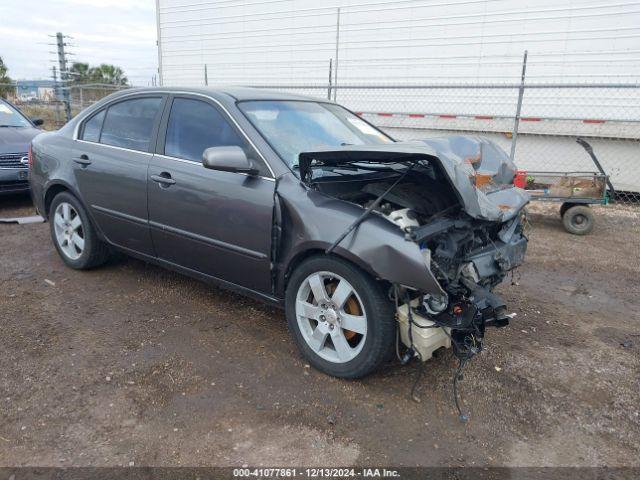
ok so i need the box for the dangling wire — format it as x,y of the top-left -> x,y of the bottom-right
453,357 -> 470,423
394,284 -> 476,417
437,326 -> 475,422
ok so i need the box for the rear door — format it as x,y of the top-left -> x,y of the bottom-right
147,94 -> 275,293
72,95 -> 165,255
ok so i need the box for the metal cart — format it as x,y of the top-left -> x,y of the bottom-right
513,138 -> 614,235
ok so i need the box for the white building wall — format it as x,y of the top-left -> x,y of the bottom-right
157,0 -> 640,86
156,0 -> 640,192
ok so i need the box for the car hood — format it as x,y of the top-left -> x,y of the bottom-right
298,137 -> 529,222
0,126 -> 41,154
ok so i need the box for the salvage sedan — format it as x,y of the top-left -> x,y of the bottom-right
29,88 -> 529,378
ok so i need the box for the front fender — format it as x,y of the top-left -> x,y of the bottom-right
274,174 -> 444,297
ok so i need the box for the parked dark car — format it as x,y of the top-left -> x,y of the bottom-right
29,87 -> 529,378
0,98 -> 43,194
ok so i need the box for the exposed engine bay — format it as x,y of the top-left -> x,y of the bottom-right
298,137 -> 530,370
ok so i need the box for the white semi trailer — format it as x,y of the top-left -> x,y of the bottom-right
156,0 -> 640,193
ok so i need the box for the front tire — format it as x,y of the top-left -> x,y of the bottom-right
49,191 -> 110,269
285,255 -> 395,379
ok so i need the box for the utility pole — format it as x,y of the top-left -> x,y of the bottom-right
55,32 -> 72,122
155,0 -> 164,86
51,66 -> 61,126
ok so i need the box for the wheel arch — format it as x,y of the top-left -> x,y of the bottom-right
43,182 -> 74,218
279,245 -> 386,299
43,181 -> 107,242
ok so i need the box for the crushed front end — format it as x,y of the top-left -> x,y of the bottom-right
298,136 -> 530,363
401,136 -> 529,362
402,207 -> 528,362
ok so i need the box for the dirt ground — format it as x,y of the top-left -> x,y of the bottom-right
0,194 -> 638,467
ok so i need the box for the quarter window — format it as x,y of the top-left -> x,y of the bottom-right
81,109 -> 105,143
164,98 -> 247,163
100,97 -> 162,151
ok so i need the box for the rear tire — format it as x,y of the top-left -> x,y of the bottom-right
49,191 -> 110,269
285,255 -> 395,379
562,205 -> 595,235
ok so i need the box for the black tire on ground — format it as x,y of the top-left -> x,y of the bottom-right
562,205 -> 595,235
285,255 -> 396,379
560,202 -> 577,218
49,191 -> 110,269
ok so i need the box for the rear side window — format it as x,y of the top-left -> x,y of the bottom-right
100,97 -> 162,151
164,98 -> 247,162
81,109 -> 105,142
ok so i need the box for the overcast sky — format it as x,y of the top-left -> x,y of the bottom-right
1,0 -> 158,85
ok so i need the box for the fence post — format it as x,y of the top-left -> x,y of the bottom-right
333,7 -> 340,102
51,66 -> 61,127
79,86 -> 83,109
204,64 -> 208,86
510,50 -> 528,162
327,59 -> 333,100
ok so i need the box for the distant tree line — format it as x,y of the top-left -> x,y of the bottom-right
0,57 -> 128,99
0,56 -> 14,98
69,62 -> 129,86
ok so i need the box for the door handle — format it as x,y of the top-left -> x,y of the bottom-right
73,154 -> 92,166
150,172 -> 176,186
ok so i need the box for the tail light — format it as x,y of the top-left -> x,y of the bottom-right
28,144 -> 33,169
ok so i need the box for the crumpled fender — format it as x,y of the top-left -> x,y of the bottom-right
273,173 -> 445,297
419,136 -> 530,221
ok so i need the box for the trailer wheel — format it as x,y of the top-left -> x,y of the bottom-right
562,205 -> 594,235
560,202 -> 576,218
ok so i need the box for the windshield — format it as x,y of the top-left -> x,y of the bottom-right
0,101 -> 31,127
238,100 -> 393,167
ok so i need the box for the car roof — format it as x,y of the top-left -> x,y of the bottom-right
110,86 -> 326,103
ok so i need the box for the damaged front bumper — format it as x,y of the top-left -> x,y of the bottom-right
399,213 -> 528,362
294,136 -> 530,361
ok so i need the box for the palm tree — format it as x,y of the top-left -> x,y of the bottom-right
89,64 -> 128,86
69,62 -> 91,84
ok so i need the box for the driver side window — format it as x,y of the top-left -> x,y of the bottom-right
164,97 -> 270,177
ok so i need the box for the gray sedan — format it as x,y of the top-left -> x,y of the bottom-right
0,98 -> 43,194
29,87 -> 528,378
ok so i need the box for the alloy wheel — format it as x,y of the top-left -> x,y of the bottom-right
295,271 -> 368,363
53,202 -> 85,260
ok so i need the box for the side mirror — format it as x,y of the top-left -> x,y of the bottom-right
31,118 -> 44,127
202,146 -> 258,175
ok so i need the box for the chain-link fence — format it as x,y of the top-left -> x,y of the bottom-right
1,83 -> 129,130
246,83 -> 640,203
2,81 -> 638,202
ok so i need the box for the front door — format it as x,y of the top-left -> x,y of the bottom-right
147,95 -> 275,294
72,95 -> 165,255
